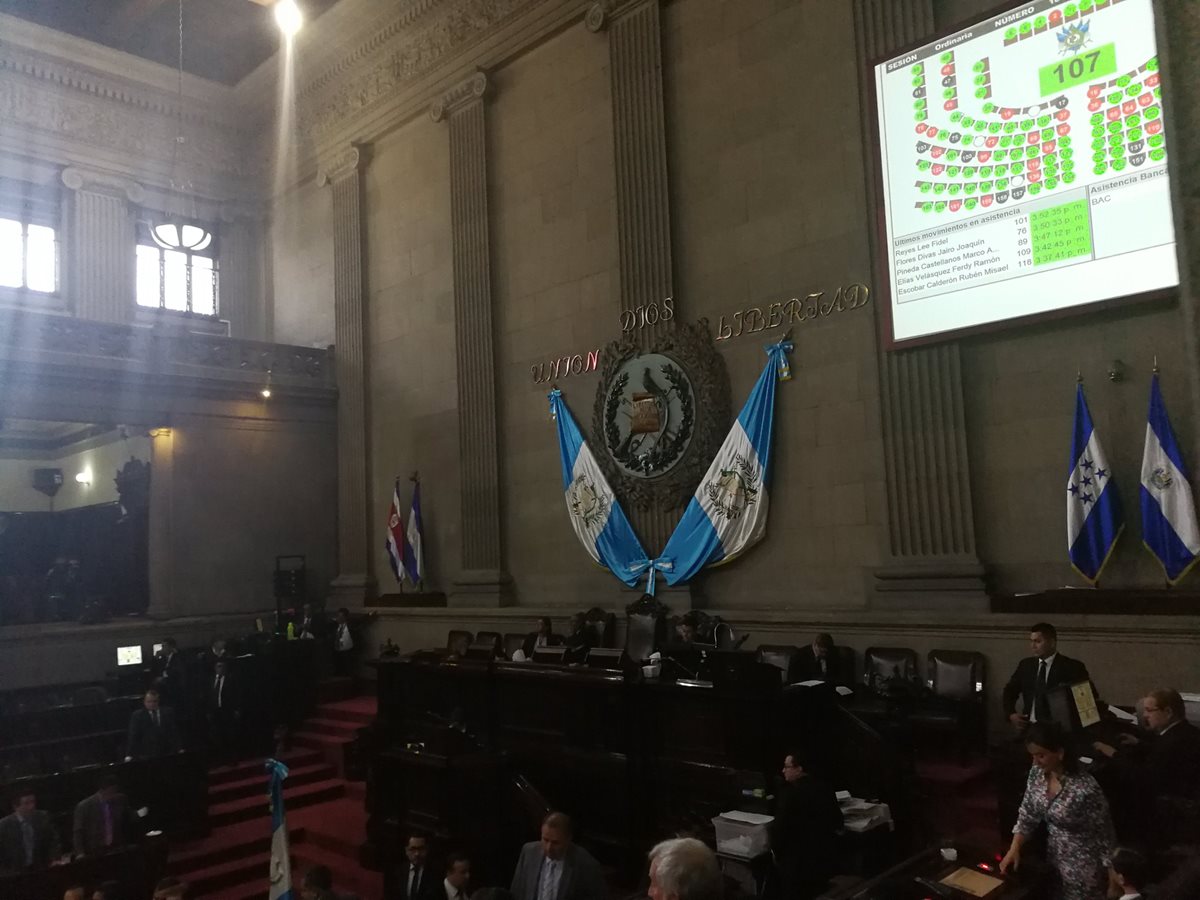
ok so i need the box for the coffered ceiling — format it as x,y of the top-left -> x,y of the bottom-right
0,0 -> 341,85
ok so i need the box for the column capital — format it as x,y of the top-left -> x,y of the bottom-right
429,70 -> 491,122
317,142 -> 371,187
585,0 -> 662,32
61,166 -> 145,203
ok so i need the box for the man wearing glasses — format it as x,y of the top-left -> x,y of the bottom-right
1093,688 -> 1200,799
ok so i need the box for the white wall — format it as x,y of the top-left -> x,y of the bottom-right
0,434 -> 152,512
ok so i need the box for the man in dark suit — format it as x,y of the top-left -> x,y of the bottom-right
392,831 -> 440,900
510,812 -> 604,900
522,617 -> 562,659
794,633 -> 842,684
125,689 -> 182,760
769,751 -> 844,900
155,638 -> 185,705
0,788 -> 63,871
298,603 -> 328,641
207,659 -> 242,764
333,607 -> 356,677
72,775 -> 139,858
1094,688 -> 1200,798
1002,622 -> 1093,731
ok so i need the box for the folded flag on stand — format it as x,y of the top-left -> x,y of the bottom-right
384,479 -> 406,583
1140,372 -> 1200,584
266,759 -> 293,900
1067,382 -> 1123,584
660,338 -> 793,586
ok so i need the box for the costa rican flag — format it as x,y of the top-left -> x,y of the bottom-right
384,479 -> 405,583
1140,373 -> 1200,583
266,759 -> 293,900
401,480 -> 425,586
1067,383 -> 1123,583
660,338 -> 792,585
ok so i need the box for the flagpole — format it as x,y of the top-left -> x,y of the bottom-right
410,470 -> 422,594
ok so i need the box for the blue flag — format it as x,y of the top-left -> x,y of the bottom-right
1140,373 -> 1200,583
660,339 -> 792,585
266,759 -> 293,900
548,389 -> 665,590
1067,383 -> 1122,583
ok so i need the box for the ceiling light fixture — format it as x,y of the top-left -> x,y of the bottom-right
151,0 -> 199,251
274,0 -> 303,36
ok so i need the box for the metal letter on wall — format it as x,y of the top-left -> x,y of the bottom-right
854,0 -> 987,607
318,144 -> 375,604
432,72 -> 511,606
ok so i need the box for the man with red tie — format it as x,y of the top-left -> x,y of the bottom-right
71,775 -> 138,858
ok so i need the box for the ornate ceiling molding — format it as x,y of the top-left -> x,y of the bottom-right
60,166 -> 146,203
429,70 -> 491,122
317,143 -> 372,186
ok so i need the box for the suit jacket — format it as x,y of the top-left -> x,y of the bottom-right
299,611 -> 329,640
522,633 -> 563,659
0,810 -> 61,871
794,646 -> 842,685
207,673 -> 242,716
510,842 -> 604,900
392,862 -> 442,900
1001,653 -> 1092,720
770,776 -> 843,884
126,706 -> 182,759
72,793 -> 138,858
1131,720 -> 1200,799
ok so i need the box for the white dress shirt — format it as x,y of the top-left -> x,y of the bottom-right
538,857 -> 562,900
336,622 -> 354,651
443,879 -> 466,900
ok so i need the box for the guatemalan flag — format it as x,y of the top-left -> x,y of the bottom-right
266,759 -> 293,900
1140,373 -> 1200,583
384,479 -> 405,583
660,338 -> 792,585
549,388 -> 653,588
1067,383 -> 1123,583
401,480 -> 425,586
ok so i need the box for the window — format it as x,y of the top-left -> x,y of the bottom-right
136,220 -> 218,316
0,214 -> 59,295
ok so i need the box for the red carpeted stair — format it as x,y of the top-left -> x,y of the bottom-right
169,691 -> 380,899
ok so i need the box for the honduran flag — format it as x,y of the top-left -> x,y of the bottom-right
401,480 -> 425,586
384,479 -> 405,583
1140,373 -> 1200,584
1067,383 -> 1123,584
548,388 -> 656,588
659,338 -> 792,586
266,759 -> 293,900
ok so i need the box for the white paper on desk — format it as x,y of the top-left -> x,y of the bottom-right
835,790 -> 851,801
1109,705 -> 1138,723
835,685 -> 853,696
720,810 -> 775,826
511,649 -> 527,662
841,799 -> 872,812
796,679 -> 825,687
649,651 -> 662,661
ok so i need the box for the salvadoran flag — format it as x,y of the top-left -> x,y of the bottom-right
384,479 -> 405,583
401,481 -> 425,585
1140,373 -> 1200,584
549,388 -> 654,588
266,759 -> 293,900
660,338 -> 792,585
1067,383 -> 1123,583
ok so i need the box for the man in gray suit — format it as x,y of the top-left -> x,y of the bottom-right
0,787 -> 63,871
72,774 -> 139,858
510,812 -> 604,900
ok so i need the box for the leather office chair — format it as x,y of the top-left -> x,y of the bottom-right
475,631 -> 502,657
756,645 -> 800,685
624,596 -> 669,662
911,649 -> 986,760
503,633 -> 527,660
582,607 -> 616,648
863,647 -> 918,690
446,629 -> 473,657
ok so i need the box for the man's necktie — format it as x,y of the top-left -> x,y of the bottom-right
539,861 -> 557,900
102,801 -> 113,847
153,710 -> 160,728
21,818 -> 34,866
409,866 -> 420,897
1035,659 -> 1049,722
216,676 -> 224,708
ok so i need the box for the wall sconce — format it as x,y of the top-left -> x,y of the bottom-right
75,468 -> 92,486
1108,359 -> 1125,383
261,369 -> 273,399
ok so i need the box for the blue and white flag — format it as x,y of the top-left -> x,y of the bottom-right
266,759 -> 293,900
401,480 -> 425,586
660,339 -> 792,585
1140,373 -> 1200,584
1067,383 -> 1123,583
549,389 -> 658,589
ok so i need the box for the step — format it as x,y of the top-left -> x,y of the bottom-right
292,730 -> 350,750
302,717 -> 362,738
208,762 -> 337,805
313,703 -> 375,726
208,749 -> 325,786
291,798 -> 368,859
181,848 -> 286,898
169,826 -> 307,876
208,780 -> 347,829
292,842 -> 383,898
315,677 -> 357,704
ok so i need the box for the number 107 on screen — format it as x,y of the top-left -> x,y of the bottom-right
1039,43 -> 1117,95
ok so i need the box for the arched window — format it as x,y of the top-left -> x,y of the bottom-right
136,218 -> 218,316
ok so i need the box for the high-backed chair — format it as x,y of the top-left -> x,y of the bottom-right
756,645 -> 800,685
582,607 -> 616,648
863,647 -> 918,691
475,631 -> 502,657
503,633 -> 527,660
446,629 -> 473,657
911,650 -> 987,759
624,596 -> 669,662
834,646 -> 857,687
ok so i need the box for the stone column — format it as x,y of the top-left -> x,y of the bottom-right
318,145 -> 375,606
60,167 -> 143,324
147,427 -> 176,618
218,205 -> 270,340
854,0 -> 987,608
432,72 -> 511,606
587,0 -> 680,556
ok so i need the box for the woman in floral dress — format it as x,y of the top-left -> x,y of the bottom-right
1000,722 -> 1115,900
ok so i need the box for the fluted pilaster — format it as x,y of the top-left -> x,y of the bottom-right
318,143 -> 375,605
854,0 -> 986,606
218,205 -> 269,340
434,72 -> 510,606
590,0 -> 679,558
61,167 -> 142,324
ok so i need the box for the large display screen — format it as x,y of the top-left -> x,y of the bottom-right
872,0 -> 1179,347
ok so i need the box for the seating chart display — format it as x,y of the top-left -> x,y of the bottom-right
873,0 -> 1179,346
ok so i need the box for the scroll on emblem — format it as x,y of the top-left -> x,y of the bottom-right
630,393 -> 661,435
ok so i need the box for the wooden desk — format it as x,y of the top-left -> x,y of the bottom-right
0,836 -> 169,900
